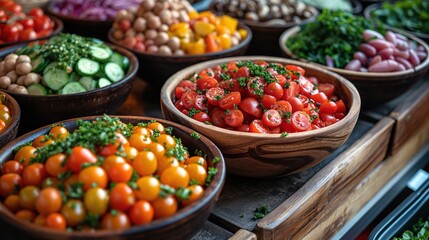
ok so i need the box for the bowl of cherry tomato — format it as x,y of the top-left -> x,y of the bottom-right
0,115 -> 225,240
161,56 -> 361,178
0,4 -> 63,49
0,90 -> 20,147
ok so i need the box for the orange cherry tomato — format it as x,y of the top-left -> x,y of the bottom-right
182,185 -> 205,206
22,163 -> 47,187
45,213 -> 66,230
78,166 -> 108,190
4,194 -> 21,213
35,187 -> 62,216
185,156 -> 207,169
49,126 -> 69,140
161,167 -> 189,189
67,146 -> 97,173
32,135 -> 54,148
99,132 -> 130,157
157,156 -> 179,175
135,176 -> 160,202
15,209 -> 36,222
186,164 -> 207,186
101,211 -> 130,230
133,151 -> 157,176
19,186 -> 40,210
1,160 -> 23,175
129,134 -> 152,151
152,195 -> 178,219
128,201 -> 154,225
101,155 -> 126,172
0,173 -> 22,197
147,122 -> 165,134
107,162 -> 133,183
45,153 -> 68,177
109,183 -> 135,212
14,146 -> 36,167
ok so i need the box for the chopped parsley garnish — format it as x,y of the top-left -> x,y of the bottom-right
205,167 -> 218,187
253,205 -> 270,220
236,60 -> 276,83
220,73 -> 231,81
188,108 -> 201,118
280,132 -> 288,138
175,187 -> 192,201
159,184 -> 176,198
190,132 -> 200,140
213,157 -> 221,164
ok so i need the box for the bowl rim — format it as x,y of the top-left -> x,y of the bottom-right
46,4 -> 115,23
0,14 -> 64,49
279,25 -> 429,80
107,22 -> 253,61
208,0 -> 319,30
0,115 -> 226,238
161,56 -> 361,139
363,3 -> 429,40
0,41 -> 139,98
0,90 -> 20,137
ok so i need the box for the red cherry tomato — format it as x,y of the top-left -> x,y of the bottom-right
234,66 -> 250,78
283,81 -> 300,100
336,100 -> 347,114
210,108 -> 227,128
260,95 -> 277,109
28,8 -> 44,17
249,120 -> 268,133
181,91 -> 197,109
291,111 -> 311,132
193,112 -> 210,123
19,18 -> 34,29
286,65 -> 305,79
298,77 -> 317,97
2,25 -> 19,42
264,82 -> 284,100
318,83 -> 335,98
223,109 -> 244,128
262,109 -> 282,128
287,97 -> 304,112
219,91 -> 241,110
239,98 -> 262,118
34,16 -> 51,32
319,101 -> 338,114
197,77 -> 218,90
18,29 -> 37,41
246,77 -> 265,99
193,95 -> 208,111
310,92 -> 328,105
206,87 -> 225,106
272,100 -> 292,117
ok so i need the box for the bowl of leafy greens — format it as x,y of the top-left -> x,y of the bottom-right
279,10 -> 429,108
364,0 -> 429,43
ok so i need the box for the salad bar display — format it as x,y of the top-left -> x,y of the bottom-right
0,0 -> 428,239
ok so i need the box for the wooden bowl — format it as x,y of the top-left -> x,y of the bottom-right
15,0 -> 51,13
0,15 -> 63,49
46,5 -> 112,41
160,56 -> 361,178
0,91 -> 20,148
209,0 -> 318,56
0,42 -> 138,131
0,116 -> 225,240
107,23 -> 252,88
279,26 -> 429,108
364,3 -> 429,43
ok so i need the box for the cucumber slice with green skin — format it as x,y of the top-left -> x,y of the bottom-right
108,52 -> 125,68
76,58 -> 100,76
98,78 -> 111,88
123,56 -> 129,70
44,68 -> 69,91
61,82 -> 86,95
79,76 -> 96,91
43,62 -> 59,75
31,56 -> 47,73
27,84 -> 47,95
90,46 -> 112,62
104,62 -> 124,82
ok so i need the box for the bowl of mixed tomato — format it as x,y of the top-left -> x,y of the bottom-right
0,115 -> 225,240
0,2 -> 63,48
160,56 -> 361,178
0,90 -> 20,147
107,1 -> 252,87
0,33 -> 138,131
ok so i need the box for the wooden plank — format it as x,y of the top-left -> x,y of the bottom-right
303,115 -> 429,239
191,221 -> 233,240
210,120 -> 374,233
254,117 -> 394,240
390,79 -> 429,155
229,230 -> 257,240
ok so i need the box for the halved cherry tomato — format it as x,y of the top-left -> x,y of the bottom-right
223,109 -> 244,127
318,83 -> 335,97
206,87 -> 225,106
181,91 -> 197,109
193,95 -> 208,111
193,112 -> 210,122
235,66 -> 250,78
249,120 -> 268,133
219,91 -> 241,110
291,111 -> 311,132
283,81 -> 300,100
197,77 -> 218,90
262,109 -> 282,128
286,65 -> 305,79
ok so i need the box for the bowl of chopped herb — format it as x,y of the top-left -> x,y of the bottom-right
0,34 -> 139,131
160,56 -> 360,178
280,10 -> 429,108
0,115 -> 225,240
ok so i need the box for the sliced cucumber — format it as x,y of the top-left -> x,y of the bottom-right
76,58 -> 100,76
108,52 -> 125,68
122,56 -> 129,70
79,76 -> 96,91
61,82 -> 86,95
31,56 -> 47,73
90,46 -> 112,62
44,68 -> 69,91
104,62 -> 124,82
27,84 -> 47,95
44,62 -> 59,75
98,78 -> 111,88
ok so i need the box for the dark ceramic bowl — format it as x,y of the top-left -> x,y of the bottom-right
161,56 -> 361,178
108,23 -> 252,88
0,15 -> 63,50
209,0 -> 318,56
358,0 -> 385,9
364,3 -> 429,43
0,91 -> 20,148
0,42 -> 138,131
0,116 -> 225,240
46,5 -> 112,41
280,26 -> 429,108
